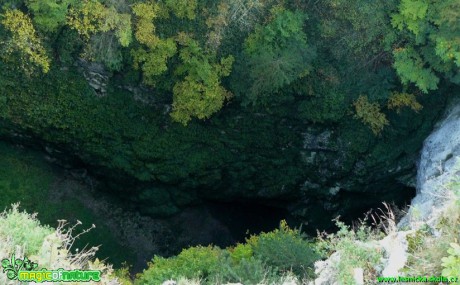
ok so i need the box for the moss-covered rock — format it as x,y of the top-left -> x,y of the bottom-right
0,59 -> 450,229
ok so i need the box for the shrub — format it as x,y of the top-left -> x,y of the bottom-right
214,255 -> 277,285
316,219 -> 383,284
229,242 -> 253,263
135,246 -> 221,285
0,203 -> 53,256
297,91 -> 347,123
113,262 -> 134,285
135,221 -> 318,284
251,220 -> 319,278
0,204 -> 123,285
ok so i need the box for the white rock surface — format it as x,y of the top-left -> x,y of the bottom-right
379,230 -> 413,276
400,102 -> 460,228
309,252 -> 340,285
310,99 -> 460,284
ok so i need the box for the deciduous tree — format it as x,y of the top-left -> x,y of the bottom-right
237,8 -> 314,106
131,2 -> 176,86
1,9 -> 50,73
26,0 -> 77,32
171,34 -> 234,125
391,0 -> 460,91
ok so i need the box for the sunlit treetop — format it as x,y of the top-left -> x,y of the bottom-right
391,0 -> 460,92
1,9 -> 50,74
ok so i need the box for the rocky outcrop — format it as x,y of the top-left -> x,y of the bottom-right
400,101 -> 460,227
310,96 -> 460,284
76,59 -> 109,97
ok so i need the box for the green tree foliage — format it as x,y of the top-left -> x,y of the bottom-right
314,0 -> 397,68
135,246 -> 221,285
391,0 -> 460,91
205,2 -> 230,49
2,0 -> 23,9
298,91 -> 347,123
26,0 -> 77,32
131,2 -> 176,85
305,0 -> 398,121
67,0 -> 132,46
249,220 -> 318,277
307,0 -> 398,129
392,47 -> 439,93
171,34 -> 234,125
0,9 -> 50,73
237,7 -> 314,106
84,3 -> 132,70
84,33 -> 124,71
67,0 -> 107,39
66,0 -> 132,71
165,0 -> 197,20
101,7 -> 132,47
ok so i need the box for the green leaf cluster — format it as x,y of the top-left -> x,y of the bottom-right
249,220 -> 319,277
0,205 -> 53,256
131,2 -> 177,85
135,246 -> 221,285
442,243 -> 460,280
393,47 -> 439,93
26,0 -> 77,32
391,0 -> 460,91
1,9 -> 50,73
239,8 -> 314,105
165,0 -> 197,20
67,0 -> 107,39
171,34 -> 234,125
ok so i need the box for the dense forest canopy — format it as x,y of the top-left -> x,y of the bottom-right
0,0 -> 458,128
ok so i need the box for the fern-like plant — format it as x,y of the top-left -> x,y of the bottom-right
442,243 -> 460,280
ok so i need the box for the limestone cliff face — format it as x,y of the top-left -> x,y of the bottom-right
76,59 -> 110,97
312,96 -> 460,284
401,100 -> 460,227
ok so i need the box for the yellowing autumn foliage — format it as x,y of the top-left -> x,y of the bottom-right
1,9 -> 50,74
387,92 -> 423,113
353,95 -> 389,135
67,0 -> 106,39
131,2 -> 177,86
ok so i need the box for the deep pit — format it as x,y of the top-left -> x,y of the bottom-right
0,140 -> 418,275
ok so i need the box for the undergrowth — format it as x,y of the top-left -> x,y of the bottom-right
135,220 -> 319,285
315,216 -> 385,284
0,204 -> 127,285
402,179 -> 460,282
